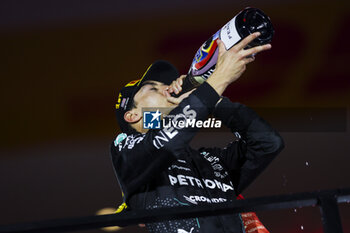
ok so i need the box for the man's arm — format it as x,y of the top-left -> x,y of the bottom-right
199,32 -> 280,194
204,97 -> 284,195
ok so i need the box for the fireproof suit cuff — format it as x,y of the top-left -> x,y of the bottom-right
192,82 -> 221,112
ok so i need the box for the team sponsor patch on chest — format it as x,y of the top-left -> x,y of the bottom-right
168,174 -> 234,192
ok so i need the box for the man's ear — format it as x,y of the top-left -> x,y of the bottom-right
124,110 -> 142,124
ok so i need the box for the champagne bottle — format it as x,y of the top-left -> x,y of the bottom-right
175,7 -> 274,96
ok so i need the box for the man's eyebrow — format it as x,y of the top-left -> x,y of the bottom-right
140,81 -> 158,87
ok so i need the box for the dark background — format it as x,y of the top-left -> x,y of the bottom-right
0,0 -> 349,232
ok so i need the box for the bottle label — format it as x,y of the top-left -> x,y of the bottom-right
219,15 -> 242,50
188,15 -> 242,81
190,30 -> 220,76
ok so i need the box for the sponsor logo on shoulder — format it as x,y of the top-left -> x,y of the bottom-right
117,134 -> 146,151
114,133 -> 127,146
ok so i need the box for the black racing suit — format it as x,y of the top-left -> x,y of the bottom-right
110,82 -> 284,233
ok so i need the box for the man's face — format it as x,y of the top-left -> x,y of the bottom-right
125,78 -> 187,133
133,80 -> 175,111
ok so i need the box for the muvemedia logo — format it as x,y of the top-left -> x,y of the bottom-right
142,107 -> 222,130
